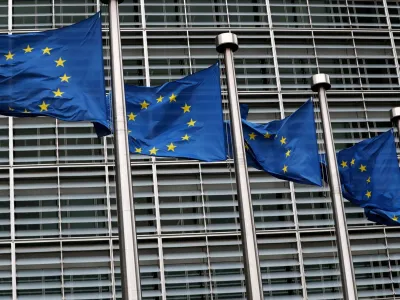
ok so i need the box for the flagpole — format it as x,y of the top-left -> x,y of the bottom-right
101,0 -> 142,299
216,33 -> 264,300
311,74 -> 358,300
390,107 -> 400,134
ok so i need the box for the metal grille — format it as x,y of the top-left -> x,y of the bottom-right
0,0 -> 399,299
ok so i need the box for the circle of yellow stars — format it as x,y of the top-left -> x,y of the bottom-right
338,158 -> 389,219
6,45 -> 70,113
247,129 -> 290,174
128,92 -> 196,155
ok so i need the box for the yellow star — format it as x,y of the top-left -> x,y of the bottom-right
128,112 -> 136,121
351,158 -> 355,166
366,176 -> 371,184
285,149 -> 291,158
140,100 -> 150,110
128,130 -> 132,134
8,107 -> 14,111
4,51 -> 14,60
280,136 -> 287,145
169,93 -> 177,102
55,57 -> 66,67
53,88 -> 64,97
23,45 -> 34,53
181,103 -> 191,113
249,132 -> 256,140
282,165 -> 288,173
60,74 -> 71,82
23,109 -> 30,113
187,119 -> 196,127
135,147 -> 142,154
42,47 -> 52,55
264,132 -> 271,138
359,164 -> 367,172
149,147 -> 158,155
245,143 -> 249,150
157,96 -> 163,103
393,215 -> 398,222
341,161 -> 348,168
182,134 -> 190,141
167,143 -> 177,152
38,101 -> 50,112
365,190 -> 372,198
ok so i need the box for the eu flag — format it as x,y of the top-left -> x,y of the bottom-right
0,13 -> 111,137
242,100 -> 322,186
125,63 -> 226,162
334,130 -> 400,225
224,104 -> 263,170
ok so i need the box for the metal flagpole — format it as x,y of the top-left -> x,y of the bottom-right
390,107 -> 400,134
311,74 -> 358,300
216,33 -> 264,300
101,0 -> 142,299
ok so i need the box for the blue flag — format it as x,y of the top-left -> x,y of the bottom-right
0,13 -> 111,137
242,100 -> 322,186
224,104 -> 264,170
333,130 -> 400,225
239,104 -> 249,120
125,63 -> 226,162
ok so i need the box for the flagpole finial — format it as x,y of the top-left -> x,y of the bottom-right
311,73 -> 331,92
100,0 -> 124,3
390,107 -> 400,134
216,33 -> 239,53
390,107 -> 400,121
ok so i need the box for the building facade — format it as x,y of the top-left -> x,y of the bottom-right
0,0 -> 399,299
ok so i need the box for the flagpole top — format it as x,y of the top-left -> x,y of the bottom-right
391,107 -> 400,121
311,73 -> 331,92
100,0 -> 124,4
216,33 -> 239,53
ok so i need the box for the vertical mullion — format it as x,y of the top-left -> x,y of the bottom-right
60,240 -> 65,300
8,0 -> 15,292
10,169 -> 16,300
151,162 -> 166,300
199,164 -> 214,299
52,0 -> 55,28
109,239 -> 116,300
142,29 -> 150,87
8,0 -> 12,32
349,34 -> 371,138
383,227 -> 396,297
266,1 -> 309,297
140,0 -> 150,87
186,30 -> 192,73
183,0 -> 189,28
306,1 -> 319,73
57,166 -> 62,239
106,166 -> 112,237
383,0 -> 400,88
8,0 -> 15,290
140,1 -> 166,298
344,0 -> 371,139
101,0 -> 108,165
225,0 -> 230,28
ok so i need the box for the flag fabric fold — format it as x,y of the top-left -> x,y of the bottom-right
333,130 -> 400,225
125,63 -> 226,162
0,13 -> 111,137
224,104 -> 264,170
242,100 -> 322,186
